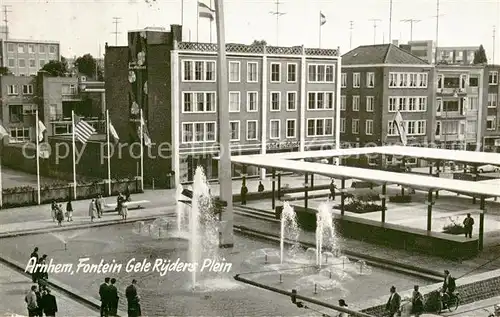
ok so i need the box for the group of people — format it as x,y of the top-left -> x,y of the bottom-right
26,247 -> 57,316
50,201 -> 72,226
99,277 -> 141,317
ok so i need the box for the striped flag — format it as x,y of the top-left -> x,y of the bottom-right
198,1 -> 215,20
393,110 -> 407,146
74,115 -> 96,144
320,12 -> 326,26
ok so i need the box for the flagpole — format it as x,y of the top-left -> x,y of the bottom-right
139,109 -> 144,191
196,1 -> 199,43
71,110 -> 77,199
35,110 -> 41,205
319,11 -> 322,48
210,0 -> 213,43
106,109 -> 112,196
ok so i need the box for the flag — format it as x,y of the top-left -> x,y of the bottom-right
393,111 -> 407,146
74,115 -> 96,144
139,116 -> 152,147
108,120 -> 119,143
37,120 -> 46,142
320,12 -> 326,26
0,122 -> 8,139
198,1 -> 215,20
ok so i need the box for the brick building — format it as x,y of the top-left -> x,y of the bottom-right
1,39 -> 60,76
340,44 -> 434,166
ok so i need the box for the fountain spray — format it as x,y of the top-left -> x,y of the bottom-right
280,202 -> 299,264
176,185 -> 185,232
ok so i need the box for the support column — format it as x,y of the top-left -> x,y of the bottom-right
340,178 -> 346,216
381,183 -> 387,223
299,49 -> 307,152
479,196 -> 485,251
473,165 -> 479,204
260,49 -> 268,179
435,161 -> 441,199
304,173 -> 309,210
401,157 -> 406,196
277,172 -> 281,201
242,165 -> 247,185
271,169 -> 276,210
310,174 -> 314,189
427,190 -> 434,231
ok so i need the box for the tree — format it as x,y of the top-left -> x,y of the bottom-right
0,67 -> 12,75
473,45 -> 488,64
75,53 -> 102,79
251,40 -> 267,46
41,57 -> 69,76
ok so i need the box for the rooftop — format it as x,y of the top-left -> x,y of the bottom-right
342,44 -> 429,66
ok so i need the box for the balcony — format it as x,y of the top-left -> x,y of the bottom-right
437,111 -> 465,119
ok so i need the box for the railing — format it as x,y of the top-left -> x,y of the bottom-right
177,42 -> 339,57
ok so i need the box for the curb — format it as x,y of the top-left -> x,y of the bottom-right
0,254 -> 128,317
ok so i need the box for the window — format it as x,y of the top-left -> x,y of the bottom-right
307,118 -> 333,136
270,63 -> 281,82
340,95 -> 346,111
468,96 -> 478,110
407,121 -> 415,135
308,92 -> 334,110
388,121 -> 397,135
389,72 -> 428,88
247,92 -> 258,112
389,73 -> 397,88
489,71 -> 498,85
340,118 -> 346,133
352,95 -> 360,111
8,85 -> 17,95
352,119 -> 359,134
229,91 -> 241,112
270,119 -> 280,139
487,116 -> 496,130
247,62 -> 258,82
7,43 -> 14,52
229,61 -> 240,82
182,122 -> 216,143
366,96 -> 374,112
29,59 -> 36,68
286,119 -> 296,138
408,97 -> 417,111
49,46 -> 56,54
28,45 -> 35,54
246,120 -> 258,140
229,121 -> 240,141
469,76 -> 479,87
18,45 -> 25,53
9,104 -> 23,122
287,63 -> 297,82
19,59 -> 26,68
341,73 -> 347,88
353,73 -> 360,88
287,92 -> 297,111
8,59 -> 15,67
270,92 -> 281,111
365,120 -> 374,135
366,72 -> 375,88
435,121 -> 441,136
308,64 -> 334,82
39,60 -> 45,68
443,100 -> 459,112
418,73 -> 428,88
9,128 -> 30,143
398,97 -> 407,111
409,74 -> 417,87
488,93 -> 497,108
23,104 -> 37,115
182,92 -> 216,113
388,97 -> 397,112
416,120 -> 426,135
418,97 -> 427,111
182,60 -> 216,81
22,84 -> 33,94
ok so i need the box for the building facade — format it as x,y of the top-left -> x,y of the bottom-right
340,44 -> 434,166
483,65 -> 500,151
404,41 -> 478,66
1,39 -> 60,76
105,25 -> 342,186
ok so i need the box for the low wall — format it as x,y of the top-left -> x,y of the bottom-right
360,268 -> 500,316
283,205 -> 479,260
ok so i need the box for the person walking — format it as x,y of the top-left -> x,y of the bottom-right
30,247 -> 39,283
240,182 -> 248,205
99,277 -> 111,317
411,285 -> 424,317
108,278 -> 119,316
385,286 -> 401,317
89,199 -> 97,223
96,195 -> 104,218
258,181 -> 264,193
35,284 -> 43,317
125,279 -> 142,317
25,285 -> 38,317
65,200 -> 73,222
41,288 -> 58,317
329,180 -> 336,200
463,213 -> 474,238
50,201 -> 57,222
55,206 -> 64,227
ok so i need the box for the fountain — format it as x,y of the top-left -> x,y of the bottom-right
280,202 -> 299,264
315,201 -> 336,267
176,184 -> 186,232
49,230 -> 89,251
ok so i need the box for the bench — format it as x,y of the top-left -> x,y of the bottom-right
104,200 -> 150,212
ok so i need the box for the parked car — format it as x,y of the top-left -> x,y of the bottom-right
478,165 -> 500,173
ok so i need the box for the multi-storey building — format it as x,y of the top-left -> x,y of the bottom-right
1,39 -> 60,76
403,41 -> 478,66
434,65 -> 486,150
483,65 -> 500,151
340,44 -> 434,166
105,24 -> 341,186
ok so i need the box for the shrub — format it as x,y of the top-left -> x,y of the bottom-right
442,217 -> 465,235
389,195 -> 412,203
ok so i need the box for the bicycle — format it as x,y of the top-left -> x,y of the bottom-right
437,290 -> 461,313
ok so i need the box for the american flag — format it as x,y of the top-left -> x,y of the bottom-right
74,115 -> 96,144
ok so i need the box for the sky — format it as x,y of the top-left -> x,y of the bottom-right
5,0 -> 500,62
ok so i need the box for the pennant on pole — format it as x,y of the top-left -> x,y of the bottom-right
108,121 -> 119,143
320,12 -> 326,26
393,110 -> 407,146
0,122 -> 8,139
37,120 -> 46,142
139,115 -> 152,147
198,1 -> 215,20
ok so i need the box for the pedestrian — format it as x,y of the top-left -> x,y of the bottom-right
89,199 -> 97,223
385,286 -> 401,317
258,181 -> 264,193
25,285 -> 38,317
96,195 -> 104,218
34,283 -> 43,317
337,299 -> 348,317
30,247 -> 39,283
55,206 -> 64,227
329,180 -> 336,200
66,199 -> 73,222
121,200 -> 128,220
99,277 -> 111,317
463,213 -> 474,238
240,182 -> 248,205
108,278 -> 119,316
125,187 -> 131,201
125,279 -> 142,317
50,201 -> 57,222
411,285 -> 424,317
37,254 -> 49,285
41,288 -> 58,317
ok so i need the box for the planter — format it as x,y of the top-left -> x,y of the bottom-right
334,202 -> 386,214
389,195 -> 412,203
442,224 -> 465,235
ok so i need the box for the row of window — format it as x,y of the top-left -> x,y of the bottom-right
435,120 -> 476,135
388,73 -> 428,88
181,118 -> 333,143
7,43 -> 57,54
182,91 -> 335,113
8,127 -> 30,143
7,84 -> 34,95
8,104 -> 37,123
388,97 -> 428,112
182,60 -> 335,83
7,58 -> 46,69
388,120 -> 427,136
339,118 -> 374,135
341,72 -> 375,88
339,95 -> 375,112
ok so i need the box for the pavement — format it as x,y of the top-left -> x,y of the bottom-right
444,295 -> 500,316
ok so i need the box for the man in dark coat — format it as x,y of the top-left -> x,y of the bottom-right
41,288 -> 58,316
35,286 -> 43,317
463,213 -> 474,238
108,278 -> 119,316
30,247 -> 39,282
99,277 -> 111,317
240,182 -> 248,205
125,279 -> 142,317
329,180 -> 336,200
385,285 -> 401,317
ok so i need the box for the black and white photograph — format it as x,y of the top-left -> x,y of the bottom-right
1,0 -> 500,316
